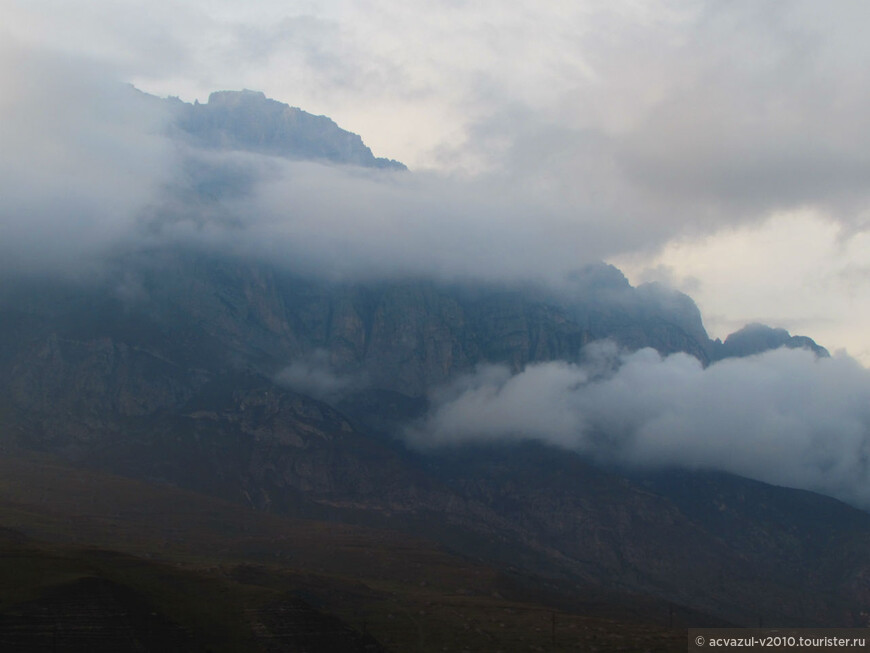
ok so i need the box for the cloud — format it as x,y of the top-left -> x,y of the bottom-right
406,343 -> 870,508
0,36 -> 658,284
214,158 -> 642,284
275,350 -> 363,401
0,52 -> 652,285
466,1 -> 870,246
5,1 -> 870,279
0,39 -> 176,276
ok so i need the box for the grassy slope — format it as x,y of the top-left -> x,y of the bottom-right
0,445 -> 685,651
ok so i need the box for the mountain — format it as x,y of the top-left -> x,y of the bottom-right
0,249 -> 855,629
712,322 -> 830,359
0,89 -> 858,642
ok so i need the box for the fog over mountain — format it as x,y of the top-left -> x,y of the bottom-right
0,43 -> 175,274
6,0 -> 870,358
7,4 -> 870,637
0,47 -> 644,283
409,344 -> 870,507
7,38 -> 860,289
1,45 -> 867,509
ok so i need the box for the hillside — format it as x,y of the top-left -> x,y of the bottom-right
0,447 -> 687,652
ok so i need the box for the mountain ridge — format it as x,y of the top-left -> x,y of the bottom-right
171,89 -> 407,170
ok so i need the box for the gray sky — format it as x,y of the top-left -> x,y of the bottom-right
2,0 -> 870,362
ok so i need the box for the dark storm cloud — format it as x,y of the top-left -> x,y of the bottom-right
406,343 -> 870,508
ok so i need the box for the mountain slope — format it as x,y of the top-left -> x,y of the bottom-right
0,448 -> 688,652
0,272 -> 864,627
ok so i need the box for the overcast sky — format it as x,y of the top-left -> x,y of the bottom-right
2,0 -> 870,362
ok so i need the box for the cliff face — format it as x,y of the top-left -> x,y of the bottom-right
1,248 -> 832,457
1,254 -> 723,409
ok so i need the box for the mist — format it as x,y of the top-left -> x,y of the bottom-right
406,342 -> 870,508
0,47 -> 676,286
275,350 -> 364,401
0,41 -> 176,276
5,13 -> 870,290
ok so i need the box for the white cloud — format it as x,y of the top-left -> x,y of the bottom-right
276,350 -> 362,400
0,39 -> 176,274
407,343 -> 870,508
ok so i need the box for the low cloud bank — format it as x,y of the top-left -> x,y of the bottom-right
0,74 -> 646,286
7,2 -> 870,293
406,343 -> 870,508
6,36 -> 869,289
0,43 -> 643,285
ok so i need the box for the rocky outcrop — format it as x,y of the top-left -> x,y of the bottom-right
172,90 -> 406,170
712,323 -> 829,360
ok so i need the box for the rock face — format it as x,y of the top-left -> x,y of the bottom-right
173,90 -> 406,170
0,254 -> 747,408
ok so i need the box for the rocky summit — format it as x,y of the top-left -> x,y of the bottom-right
172,89 -> 406,170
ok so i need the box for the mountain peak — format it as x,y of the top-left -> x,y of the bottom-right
174,90 -> 407,170
716,322 -> 829,359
